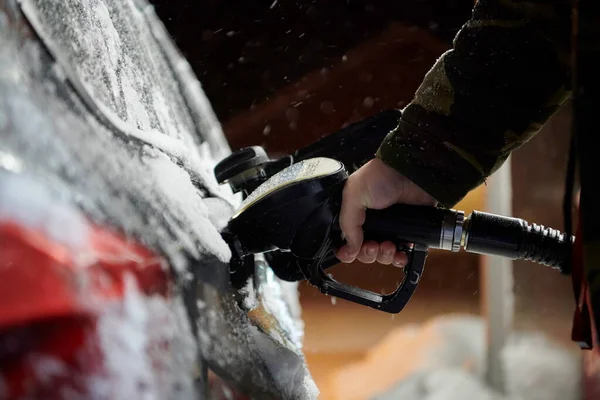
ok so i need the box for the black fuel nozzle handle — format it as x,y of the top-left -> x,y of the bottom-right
304,203 -> 460,314
360,204 -> 463,251
328,203 -> 463,252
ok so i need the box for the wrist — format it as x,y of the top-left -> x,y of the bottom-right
368,158 -> 437,207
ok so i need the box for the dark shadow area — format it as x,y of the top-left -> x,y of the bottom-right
151,0 -> 472,121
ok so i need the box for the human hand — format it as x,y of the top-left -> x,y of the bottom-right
335,158 -> 437,267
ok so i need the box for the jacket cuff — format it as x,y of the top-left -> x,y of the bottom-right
376,113 -> 487,208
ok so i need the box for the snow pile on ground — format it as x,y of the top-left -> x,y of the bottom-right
329,314 -> 581,400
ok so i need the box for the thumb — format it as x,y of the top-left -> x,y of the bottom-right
338,185 -> 366,259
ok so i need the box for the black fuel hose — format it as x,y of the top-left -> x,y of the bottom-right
462,211 -> 572,273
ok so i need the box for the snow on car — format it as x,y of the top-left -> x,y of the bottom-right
0,0 -> 317,398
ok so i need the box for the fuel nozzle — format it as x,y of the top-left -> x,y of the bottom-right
221,155 -> 574,313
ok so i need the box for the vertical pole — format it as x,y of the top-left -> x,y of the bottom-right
481,156 -> 514,394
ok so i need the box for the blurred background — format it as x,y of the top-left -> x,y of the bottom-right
151,1 -> 578,398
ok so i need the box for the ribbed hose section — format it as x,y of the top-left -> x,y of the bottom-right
520,223 -> 572,272
463,211 -> 574,274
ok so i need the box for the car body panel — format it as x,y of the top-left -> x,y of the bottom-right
0,0 -> 317,398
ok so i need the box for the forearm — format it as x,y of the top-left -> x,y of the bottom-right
377,0 -> 572,208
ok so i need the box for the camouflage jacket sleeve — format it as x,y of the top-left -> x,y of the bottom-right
376,0 -> 572,208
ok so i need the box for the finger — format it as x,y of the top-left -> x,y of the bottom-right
335,245 -> 356,263
356,241 -> 378,263
393,251 -> 408,268
376,241 -> 396,265
338,184 -> 366,258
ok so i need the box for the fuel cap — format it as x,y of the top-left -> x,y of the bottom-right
214,146 -> 270,185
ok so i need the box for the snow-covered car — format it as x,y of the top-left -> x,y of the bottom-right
0,0 -> 317,398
